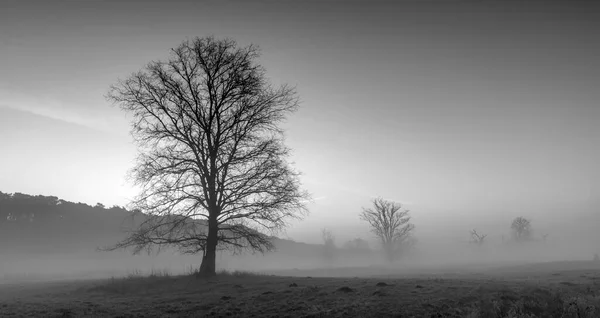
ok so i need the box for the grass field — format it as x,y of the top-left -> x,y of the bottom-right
1,261 -> 600,317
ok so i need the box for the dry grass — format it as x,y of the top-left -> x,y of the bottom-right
1,262 -> 599,317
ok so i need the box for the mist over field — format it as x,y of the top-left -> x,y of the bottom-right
1,192 -> 600,317
1,192 -> 598,284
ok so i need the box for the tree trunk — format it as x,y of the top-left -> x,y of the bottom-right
198,218 -> 218,277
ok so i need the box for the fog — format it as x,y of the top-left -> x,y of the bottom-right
2,205 -> 598,285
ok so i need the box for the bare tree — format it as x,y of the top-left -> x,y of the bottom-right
469,229 -> 487,245
321,228 -> 335,262
359,197 -> 414,263
511,216 -> 532,243
322,228 -> 335,248
105,36 -> 310,276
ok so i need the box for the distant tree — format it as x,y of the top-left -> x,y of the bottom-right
359,197 -> 415,263
105,36 -> 310,277
94,203 -> 105,209
321,228 -> 336,262
469,229 -> 487,245
511,216 -> 532,243
321,228 -> 335,247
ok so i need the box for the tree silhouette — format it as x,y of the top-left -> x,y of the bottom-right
359,197 -> 414,263
511,216 -> 532,243
470,229 -> 487,245
105,36 -> 310,276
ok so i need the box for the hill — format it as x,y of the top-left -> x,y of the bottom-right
0,191 -> 143,253
0,191 -> 339,258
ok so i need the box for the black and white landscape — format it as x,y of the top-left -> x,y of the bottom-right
1,1 -> 599,317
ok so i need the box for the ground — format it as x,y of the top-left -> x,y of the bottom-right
1,261 -> 600,317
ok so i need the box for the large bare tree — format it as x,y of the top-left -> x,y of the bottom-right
359,197 -> 414,262
105,36 -> 310,276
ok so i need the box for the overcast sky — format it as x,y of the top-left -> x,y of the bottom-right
1,0 -> 599,244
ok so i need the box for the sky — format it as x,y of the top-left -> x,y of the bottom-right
1,0 -> 599,244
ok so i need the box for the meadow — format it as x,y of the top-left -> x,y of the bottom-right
1,260 -> 599,317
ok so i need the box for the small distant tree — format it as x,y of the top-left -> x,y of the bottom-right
359,197 -> 415,263
469,229 -> 487,245
511,217 -> 532,243
321,228 -> 335,262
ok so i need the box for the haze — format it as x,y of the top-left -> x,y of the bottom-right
1,0 -> 599,281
